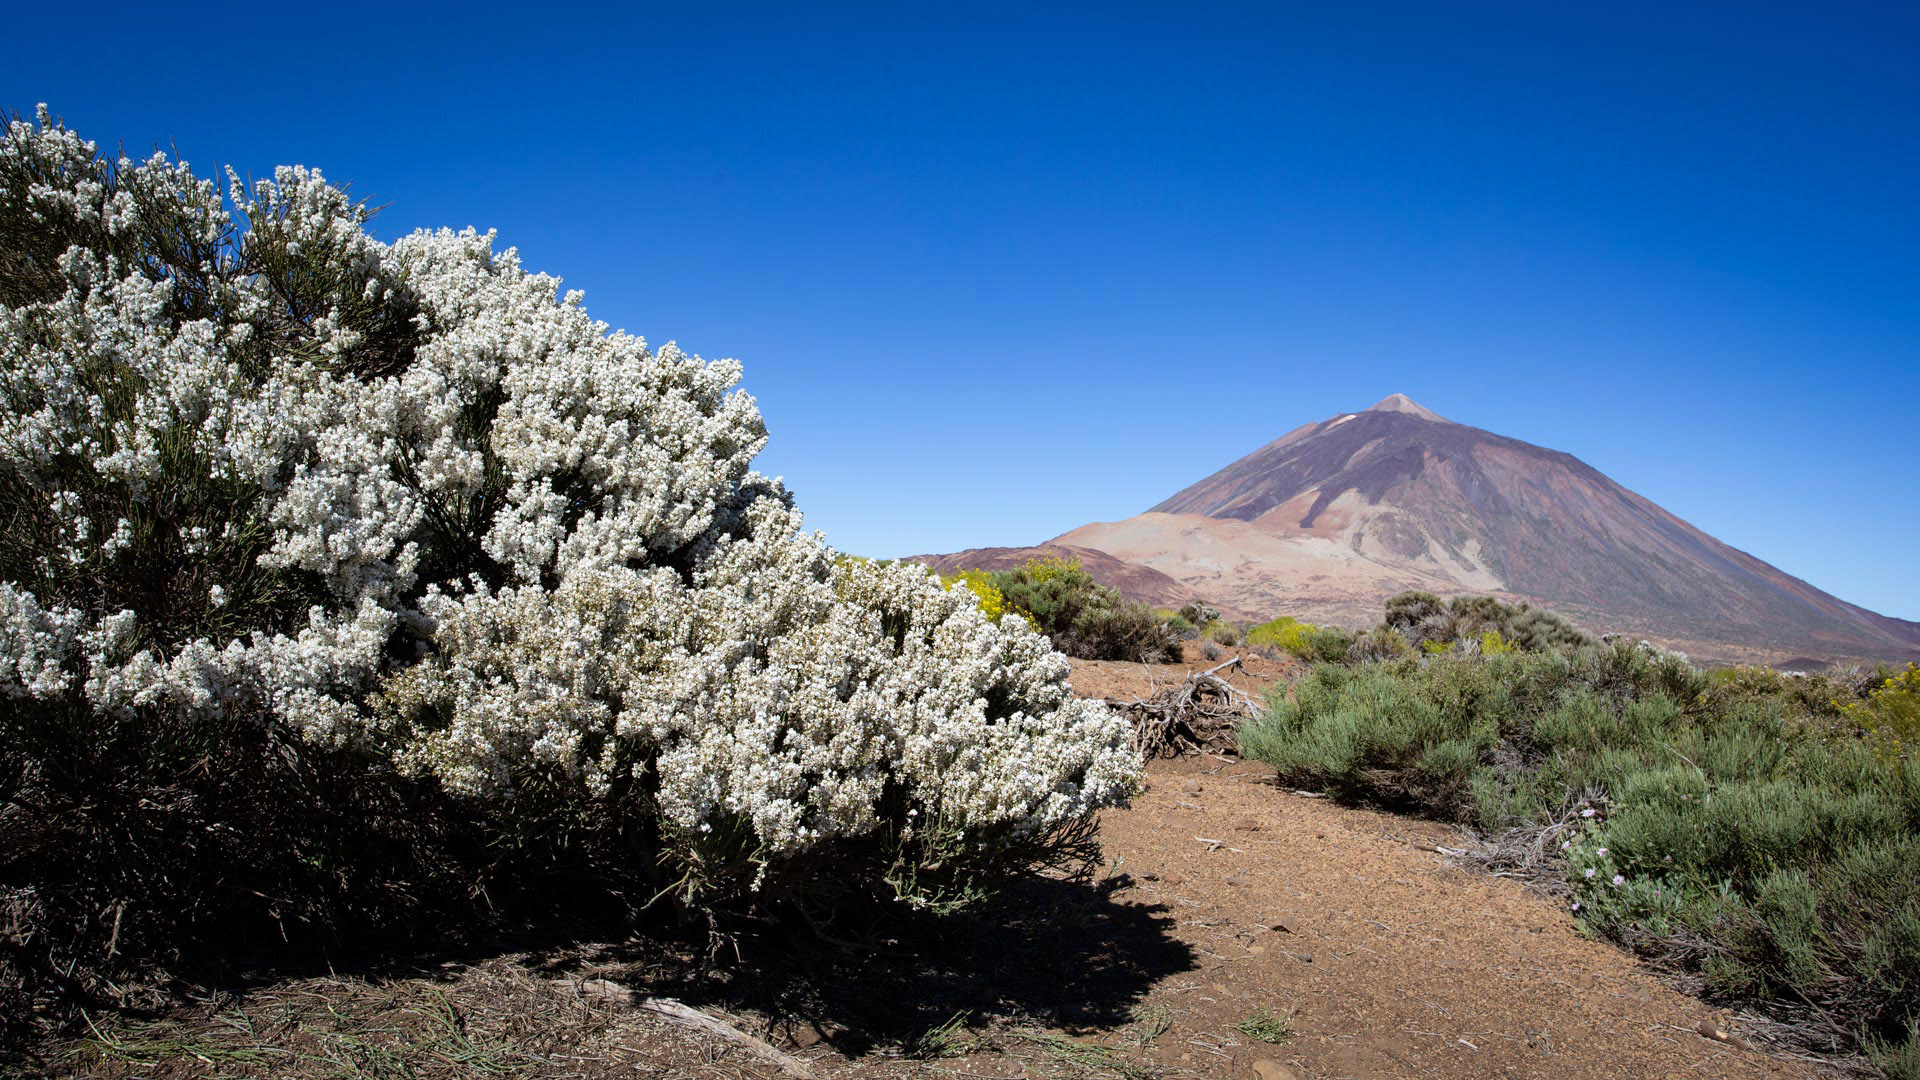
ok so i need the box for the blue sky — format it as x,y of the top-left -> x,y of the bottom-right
10,3 -> 1918,617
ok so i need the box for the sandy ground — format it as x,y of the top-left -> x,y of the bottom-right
1078,756 -> 1810,1080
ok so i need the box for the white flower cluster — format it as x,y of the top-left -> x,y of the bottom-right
385,525 -> 1139,856
0,583 -> 81,698
0,108 -> 1140,888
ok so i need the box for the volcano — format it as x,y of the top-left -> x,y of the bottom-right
1038,395 -> 1918,663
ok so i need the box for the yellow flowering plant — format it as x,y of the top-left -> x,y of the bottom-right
1839,662 -> 1920,761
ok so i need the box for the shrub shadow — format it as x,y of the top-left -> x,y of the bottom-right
7,869 -> 1194,1067
531,871 -> 1196,1056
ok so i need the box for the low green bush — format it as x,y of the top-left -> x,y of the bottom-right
1179,602 -> 1221,627
1842,663 -> 1920,763
1164,614 -> 1196,638
1070,598 -> 1185,664
1240,644 -> 1920,1067
1344,625 -> 1413,663
1380,590 -> 1594,653
1246,616 -> 1354,663
987,556 -> 1181,663
1204,620 -> 1241,646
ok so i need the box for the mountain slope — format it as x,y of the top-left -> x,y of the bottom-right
1061,395 -> 1918,661
900,544 -> 1195,610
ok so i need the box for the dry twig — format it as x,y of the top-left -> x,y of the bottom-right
1111,657 -> 1264,758
635,997 -> 821,1079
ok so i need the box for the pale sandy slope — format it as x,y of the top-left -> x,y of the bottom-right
1054,509 -> 1506,627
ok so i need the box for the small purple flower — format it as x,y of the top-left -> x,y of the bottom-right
1584,868 -> 1597,879
1611,874 -> 1625,887
1580,808 -> 1597,818
1663,855 -> 1672,863
1560,840 -> 1572,851
1596,847 -> 1608,857
1571,901 -> 1582,911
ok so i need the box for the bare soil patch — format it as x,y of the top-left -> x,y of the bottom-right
1070,641 -> 1301,705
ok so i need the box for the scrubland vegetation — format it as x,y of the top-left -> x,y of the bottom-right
0,108 -> 1142,1051
939,555 -> 1182,664
7,103 -> 1915,1079
1247,615 -> 1353,663
1241,592 -> 1920,1075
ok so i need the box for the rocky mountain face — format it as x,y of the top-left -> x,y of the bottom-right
1045,395 -> 1917,663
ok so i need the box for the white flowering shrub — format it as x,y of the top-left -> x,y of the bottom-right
0,107 -> 1140,1020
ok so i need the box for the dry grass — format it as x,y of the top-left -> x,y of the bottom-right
51,959 -> 747,1080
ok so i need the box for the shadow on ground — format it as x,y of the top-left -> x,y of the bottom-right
530,871 -> 1196,1057
13,870 -> 1194,1075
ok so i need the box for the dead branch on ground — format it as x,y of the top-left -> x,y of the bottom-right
1109,657 -> 1264,758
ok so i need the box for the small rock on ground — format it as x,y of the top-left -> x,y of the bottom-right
1252,1059 -> 1299,1080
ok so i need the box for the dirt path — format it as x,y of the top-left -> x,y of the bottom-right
1083,756 -> 1809,1080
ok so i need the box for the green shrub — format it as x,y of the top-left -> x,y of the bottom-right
1179,601 -> 1221,627
1378,591 -> 1593,653
1240,643 -> 1920,1065
1204,620 -> 1240,646
1871,1019 -> 1920,1080
1247,616 -> 1354,663
992,556 -> 1106,639
1383,590 -> 1447,637
1842,663 -> 1920,762
988,556 -> 1181,663
1303,625 -> 1357,662
1069,598 -> 1184,664
1345,626 -> 1414,663
1505,606 -> 1594,651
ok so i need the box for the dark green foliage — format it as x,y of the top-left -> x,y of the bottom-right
988,558 -> 1181,664
1873,1020 -> 1920,1080
1178,602 -> 1220,627
1067,599 -> 1185,664
1383,590 -> 1445,636
1239,644 -> 1920,1068
0,696 -> 484,1049
1344,626 -> 1412,663
991,559 -> 1107,642
1300,625 -> 1356,663
1504,606 -> 1593,651
1378,590 -> 1595,653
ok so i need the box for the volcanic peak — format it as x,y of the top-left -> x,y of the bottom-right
1365,393 -> 1450,423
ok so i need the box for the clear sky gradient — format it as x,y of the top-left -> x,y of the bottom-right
10,4 -> 1917,617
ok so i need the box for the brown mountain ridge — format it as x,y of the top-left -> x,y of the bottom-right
900,544 -> 1195,610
